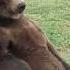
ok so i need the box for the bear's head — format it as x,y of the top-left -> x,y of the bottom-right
0,0 -> 26,19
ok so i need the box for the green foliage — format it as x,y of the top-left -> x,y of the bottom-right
25,0 -> 70,64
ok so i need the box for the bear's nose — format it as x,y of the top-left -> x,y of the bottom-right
17,3 -> 26,13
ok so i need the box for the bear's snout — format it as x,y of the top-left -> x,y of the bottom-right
17,2 -> 26,13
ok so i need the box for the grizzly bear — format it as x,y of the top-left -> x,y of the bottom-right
0,0 -> 70,70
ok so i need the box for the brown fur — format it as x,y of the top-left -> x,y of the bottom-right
0,0 -> 70,70
0,16 -> 69,70
0,54 -> 31,70
0,25 -> 31,70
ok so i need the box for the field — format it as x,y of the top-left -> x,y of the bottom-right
25,0 -> 70,64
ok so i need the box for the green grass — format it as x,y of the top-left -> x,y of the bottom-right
25,0 -> 70,64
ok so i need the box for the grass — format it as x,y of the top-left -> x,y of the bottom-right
25,0 -> 70,64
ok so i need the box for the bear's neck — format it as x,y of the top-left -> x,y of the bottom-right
0,16 -> 19,27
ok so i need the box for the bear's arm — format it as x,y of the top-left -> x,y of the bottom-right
0,54 -> 31,70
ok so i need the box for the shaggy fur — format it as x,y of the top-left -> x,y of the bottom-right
0,16 -> 69,70
0,21 -> 31,70
0,0 -> 70,70
8,17 -> 70,70
0,54 -> 31,70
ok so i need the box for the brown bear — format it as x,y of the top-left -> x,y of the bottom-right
0,0 -> 70,70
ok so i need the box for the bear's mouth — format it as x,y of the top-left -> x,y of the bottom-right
0,15 -> 18,27
0,9 -> 24,26
8,2 -> 26,15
